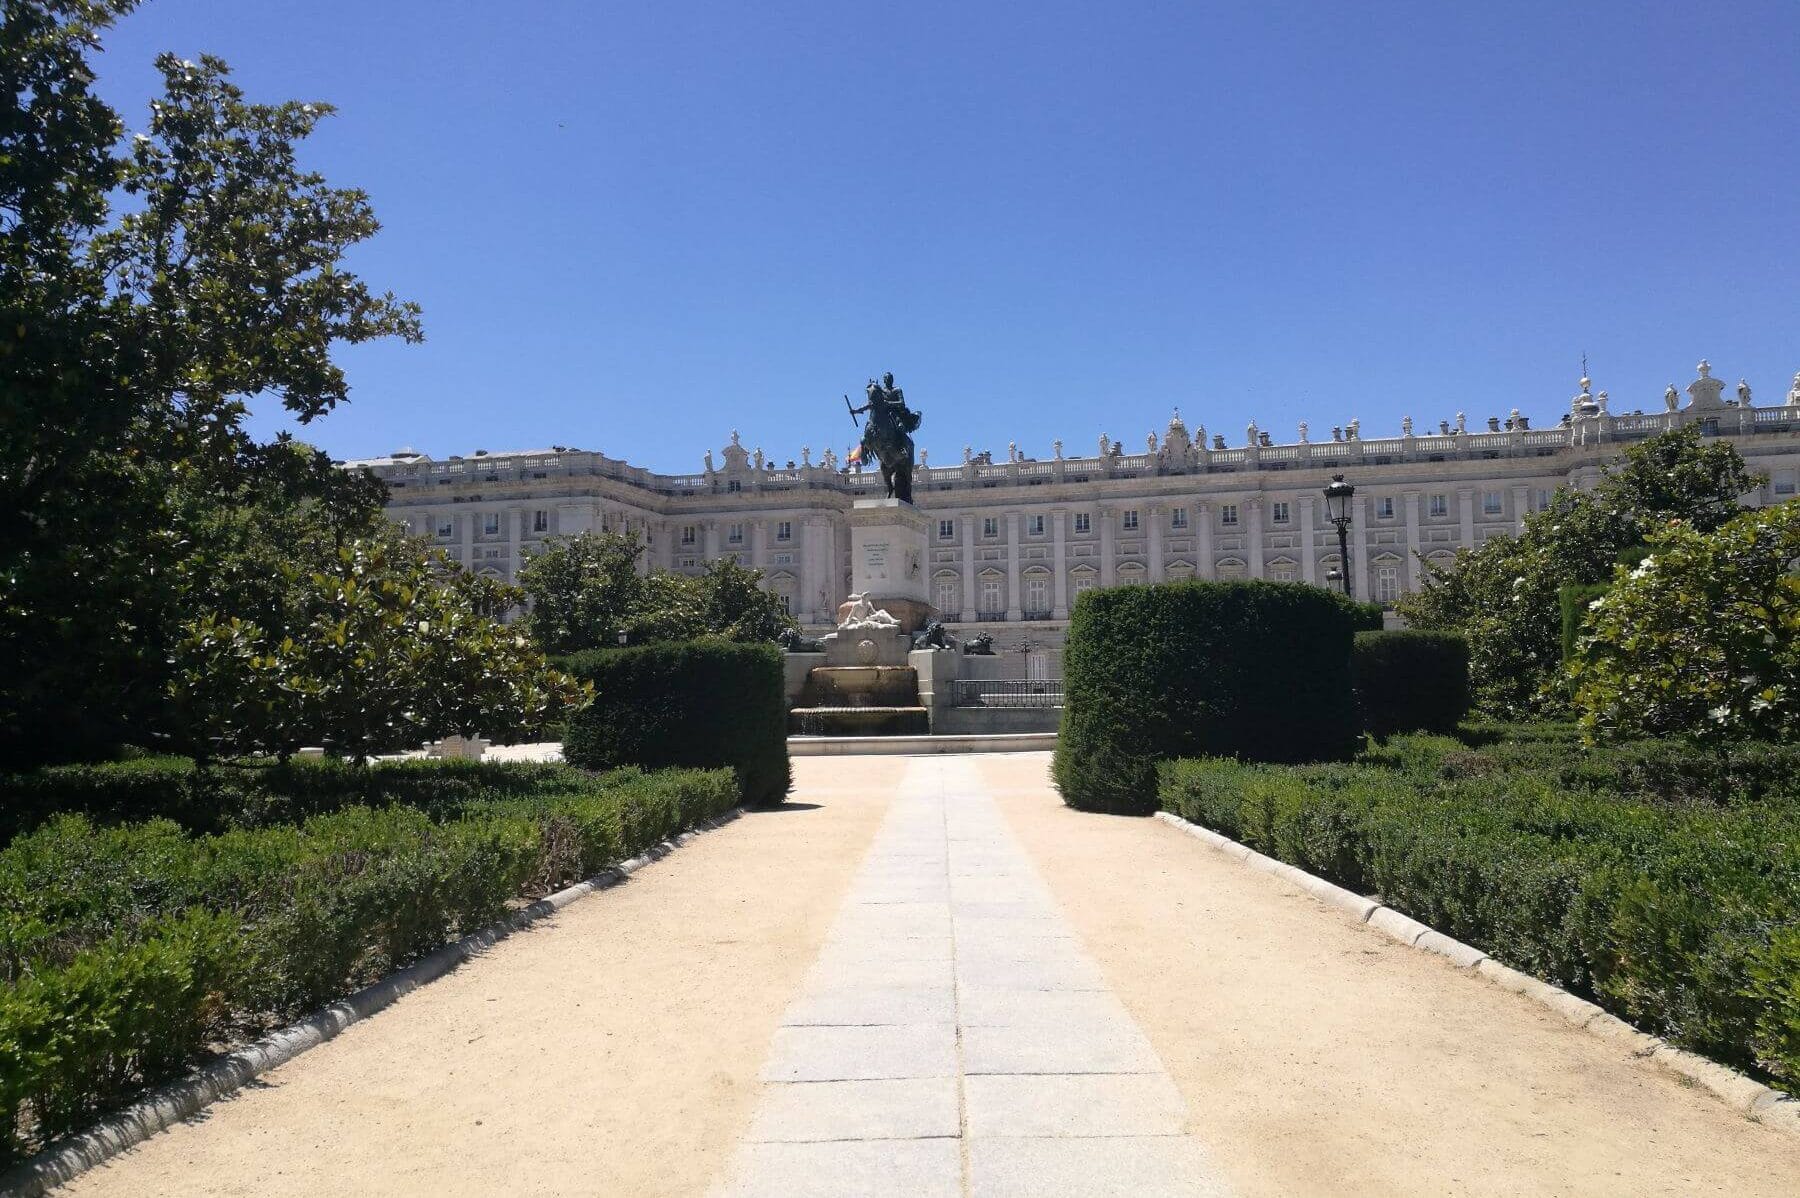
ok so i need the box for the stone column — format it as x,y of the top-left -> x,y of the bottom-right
1403,490 -> 1422,591
1512,485 -> 1530,536
460,510 -> 474,570
1197,502 -> 1214,579
1247,496 -> 1265,578
1099,507 -> 1117,587
1051,508 -> 1069,619
960,512 -> 976,622
1458,487 -> 1475,550
1300,495 -> 1317,583
1148,505 -> 1166,582
507,507 -> 522,581
1351,496 -> 1369,600
703,519 -> 720,561
1005,512 -> 1023,621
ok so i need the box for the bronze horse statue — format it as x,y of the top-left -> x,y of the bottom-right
847,372 -> 922,503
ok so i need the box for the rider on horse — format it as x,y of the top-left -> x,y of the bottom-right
847,372 -> 922,503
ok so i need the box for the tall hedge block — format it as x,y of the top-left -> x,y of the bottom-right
1053,581 -> 1360,814
1352,630 -> 1470,738
560,641 -> 790,806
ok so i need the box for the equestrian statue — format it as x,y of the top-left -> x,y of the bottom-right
845,372 -> 922,503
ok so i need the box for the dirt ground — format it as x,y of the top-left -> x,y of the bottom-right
977,753 -> 1800,1197
59,757 -> 901,1198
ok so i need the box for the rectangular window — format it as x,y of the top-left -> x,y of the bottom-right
437,519 -> 454,539
1220,504 -> 1239,527
1376,564 -> 1401,604
1376,497 -> 1395,519
1483,491 -> 1504,516
1171,507 -> 1189,529
532,510 -> 548,533
1074,512 -> 1091,534
777,593 -> 791,614
1122,509 -> 1139,531
938,519 -> 955,539
983,517 -> 998,538
726,479 -> 742,493
1270,565 -> 1295,582
1270,502 -> 1289,524
1775,470 -> 1797,496
1535,489 -> 1554,511
727,522 -> 744,544
935,577 -> 960,612
776,520 -> 792,541
483,513 -> 500,536
1429,494 -> 1448,518
980,577 -> 1004,613
1029,514 -> 1045,536
681,525 -> 697,546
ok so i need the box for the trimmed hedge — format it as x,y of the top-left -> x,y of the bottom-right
1054,581 -> 1360,815
0,755 -> 603,845
1158,735 -> 1800,1096
1559,582 -> 1611,663
1352,630 -> 1470,738
561,641 -> 790,806
0,763 -> 737,1166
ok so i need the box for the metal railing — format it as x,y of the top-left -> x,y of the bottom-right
950,679 -> 1064,708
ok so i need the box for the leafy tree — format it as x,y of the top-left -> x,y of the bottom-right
516,531 -> 795,653
1400,428 -> 1763,716
2,4 -> 421,762
171,532 -> 589,762
694,556 -> 798,643
1570,501 -> 1800,744
515,530 -> 648,655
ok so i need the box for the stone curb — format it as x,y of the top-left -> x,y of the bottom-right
1151,809 -> 1800,1135
0,808 -> 745,1198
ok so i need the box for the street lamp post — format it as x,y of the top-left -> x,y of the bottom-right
1323,474 -> 1356,598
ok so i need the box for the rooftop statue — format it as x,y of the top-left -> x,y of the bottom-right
846,371 -> 922,503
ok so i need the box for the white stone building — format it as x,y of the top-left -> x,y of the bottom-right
349,363 -> 1800,662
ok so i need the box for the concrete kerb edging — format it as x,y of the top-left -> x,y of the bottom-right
0,808 -> 745,1198
1151,809 -> 1800,1136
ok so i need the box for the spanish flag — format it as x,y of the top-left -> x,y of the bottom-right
848,443 -> 864,466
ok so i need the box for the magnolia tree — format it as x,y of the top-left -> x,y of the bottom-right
1400,428 -> 1762,716
1570,501 -> 1800,743
517,531 -> 796,653
171,534 -> 589,762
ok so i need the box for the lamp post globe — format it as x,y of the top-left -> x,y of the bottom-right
1323,475 -> 1356,598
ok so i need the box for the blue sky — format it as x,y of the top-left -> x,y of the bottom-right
97,2 -> 1799,471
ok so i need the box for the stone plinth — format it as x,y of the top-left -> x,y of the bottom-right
849,499 -> 931,630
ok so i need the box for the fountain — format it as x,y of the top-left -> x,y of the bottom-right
787,591 -> 930,736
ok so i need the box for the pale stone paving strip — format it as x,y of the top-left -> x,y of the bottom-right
714,756 -> 1230,1198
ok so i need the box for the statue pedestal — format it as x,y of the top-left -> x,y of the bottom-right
848,499 -> 932,632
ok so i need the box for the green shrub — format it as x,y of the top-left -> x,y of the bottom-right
1157,743 -> 1800,1096
0,755 -> 615,845
1559,583 -> 1610,663
561,641 -> 790,806
1055,581 -> 1360,814
0,762 -> 738,1165
1352,630 -> 1470,738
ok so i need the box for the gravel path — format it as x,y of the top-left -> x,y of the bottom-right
53,752 -> 1800,1196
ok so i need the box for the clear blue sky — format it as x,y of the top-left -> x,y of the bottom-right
97,1 -> 1799,471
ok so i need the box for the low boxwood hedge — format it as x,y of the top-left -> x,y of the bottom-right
560,641 -> 790,807
1054,581 -> 1360,815
1158,735 -> 1800,1097
0,763 -> 737,1167
0,755 -> 604,845
1352,630 -> 1470,738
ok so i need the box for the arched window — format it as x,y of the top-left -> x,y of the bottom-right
1117,562 -> 1147,586
1022,569 -> 1051,617
933,571 -> 961,613
1267,556 -> 1297,583
978,570 -> 1006,617
1166,561 -> 1195,582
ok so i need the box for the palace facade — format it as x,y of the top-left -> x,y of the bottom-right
349,363 -> 1800,654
